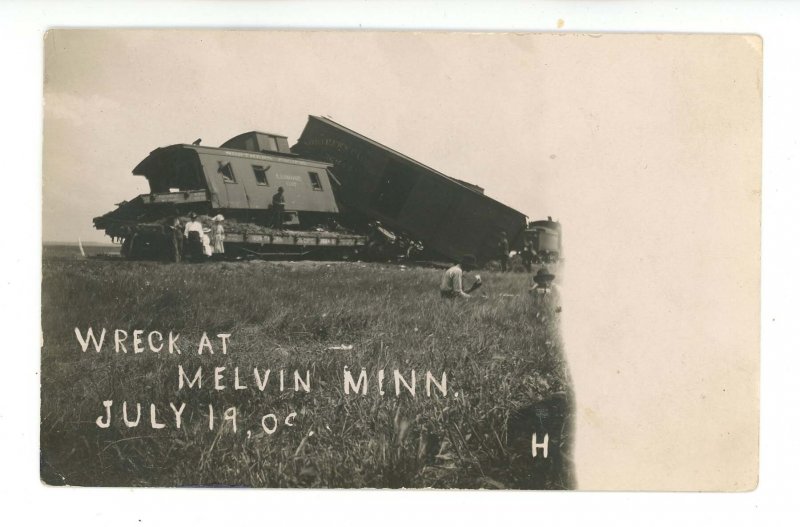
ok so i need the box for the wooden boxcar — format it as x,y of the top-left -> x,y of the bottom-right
291,116 -> 528,263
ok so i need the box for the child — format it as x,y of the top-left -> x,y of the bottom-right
530,267 -> 561,315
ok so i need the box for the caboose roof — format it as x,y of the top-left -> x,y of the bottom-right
223,130 -> 289,142
133,143 -> 331,176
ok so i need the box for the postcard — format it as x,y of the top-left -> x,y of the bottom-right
41,30 -> 760,490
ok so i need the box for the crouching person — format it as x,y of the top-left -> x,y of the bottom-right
440,255 -> 482,299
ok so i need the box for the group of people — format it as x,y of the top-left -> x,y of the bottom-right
439,254 -> 560,310
166,186 -> 285,263
495,231 -> 541,273
169,212 -> 225,263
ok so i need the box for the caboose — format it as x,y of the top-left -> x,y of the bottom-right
93,131 -> 367,259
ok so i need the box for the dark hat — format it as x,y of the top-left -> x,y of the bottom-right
460,254 -> 477,270
278,186 -> 284,192
534,267 -> 556,284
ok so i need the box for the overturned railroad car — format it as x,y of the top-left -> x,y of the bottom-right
93,131 -> 367,259
292,116 -> 528,263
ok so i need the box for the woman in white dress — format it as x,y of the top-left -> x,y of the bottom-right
211,214 -> 225,256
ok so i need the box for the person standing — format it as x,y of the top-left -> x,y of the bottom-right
271,187 -> 286,229
211,214 -> 226,257
183,212 -> 204,261
440,255 -> 482,299
497,231 -> 510,272
520,242 -> 534,273
168,214 -> 183,263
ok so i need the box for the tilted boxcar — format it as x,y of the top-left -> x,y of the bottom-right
291,116 -> 528,263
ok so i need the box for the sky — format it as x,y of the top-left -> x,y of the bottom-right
42,30 -> 761,490
44,30 -> 562,244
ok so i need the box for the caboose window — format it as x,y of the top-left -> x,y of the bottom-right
218,161 -> 236,183
253,165 -> 270,186
261,136 -> 278,152
243,136 -> 258,152
308,171 -> 323,191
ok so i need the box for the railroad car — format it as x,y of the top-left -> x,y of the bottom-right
94,120 -> 554,265
93,131 -> 367,259
292,116 -> 529,264
525,218 -> 563,263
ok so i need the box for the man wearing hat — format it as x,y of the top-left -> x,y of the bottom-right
271,187 -> 286,229
497,231 -> 510,272
440,255 -> 482,299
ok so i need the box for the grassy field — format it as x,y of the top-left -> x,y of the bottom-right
41,253 -> 573,489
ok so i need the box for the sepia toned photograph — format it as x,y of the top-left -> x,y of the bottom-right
40,30 -> 760,490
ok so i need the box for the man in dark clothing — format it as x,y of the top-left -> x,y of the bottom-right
168,215 -> 183,263
497,231 -> 510,272
520,242 -> 534,273
271,187 -> 285,229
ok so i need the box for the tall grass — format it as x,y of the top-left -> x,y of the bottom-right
41,257 -> 573,488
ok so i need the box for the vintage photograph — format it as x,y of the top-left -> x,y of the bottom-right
40,30 -> 760,490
